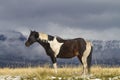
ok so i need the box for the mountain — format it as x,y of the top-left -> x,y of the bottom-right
0,30 -> 120,67
92,40 -> 120,66
0,30 -> 48,67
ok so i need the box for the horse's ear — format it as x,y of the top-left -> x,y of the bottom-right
30,29 -> 33,32
35,32 -> 39,38
33,30 -> 36,32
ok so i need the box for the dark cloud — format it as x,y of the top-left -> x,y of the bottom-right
0,0 -> 120,39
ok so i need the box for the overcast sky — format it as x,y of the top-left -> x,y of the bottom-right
0,0 -> 120,40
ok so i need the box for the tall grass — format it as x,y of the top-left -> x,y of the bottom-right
0,65 -> 120,80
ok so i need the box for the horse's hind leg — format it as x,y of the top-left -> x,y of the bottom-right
77,54 -> 88,76
81,41 -> 92,75
87,46 -> 93,74
81,55 -> 88,75
77,55 -> 83,75
77,55 -> 82,64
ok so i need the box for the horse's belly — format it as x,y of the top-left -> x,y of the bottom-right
57,52 -> 77,58
57,43 -> 79,58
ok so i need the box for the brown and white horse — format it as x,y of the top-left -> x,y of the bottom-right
25,31 -> 93,75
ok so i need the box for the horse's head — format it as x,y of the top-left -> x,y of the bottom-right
25,30 -> 39,47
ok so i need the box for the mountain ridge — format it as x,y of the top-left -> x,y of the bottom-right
0,30 -> 120,67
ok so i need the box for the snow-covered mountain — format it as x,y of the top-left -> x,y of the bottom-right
0,30 -> 120,67
92,40 -> 120,51
92,40 -> 120,65
0,30 -> 49,67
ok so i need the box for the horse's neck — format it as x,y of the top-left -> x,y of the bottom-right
37,33 -> 54,48
38,32 -> 54,41
48,35 -> 54,41
39,32 -> 48,41
37,32 -> 65,48
37,40 -> 49,49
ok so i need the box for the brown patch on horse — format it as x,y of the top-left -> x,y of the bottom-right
74,51 -> 79,56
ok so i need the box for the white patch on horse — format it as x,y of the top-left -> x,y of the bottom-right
39,33 -> 48,41
53,63 -> 57,73
82,41 -> 92,74
48,37 -> 63,57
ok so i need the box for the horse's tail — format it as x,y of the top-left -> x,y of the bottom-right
87,43 -> 93,73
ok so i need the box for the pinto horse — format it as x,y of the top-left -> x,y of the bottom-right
25,31 -> 93,75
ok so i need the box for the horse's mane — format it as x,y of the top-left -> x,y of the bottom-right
56,36 -> 65,43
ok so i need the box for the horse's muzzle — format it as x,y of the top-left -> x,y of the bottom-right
25,41 -> 30,47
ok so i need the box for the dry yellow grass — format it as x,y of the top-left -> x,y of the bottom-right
0,65 -> 120,80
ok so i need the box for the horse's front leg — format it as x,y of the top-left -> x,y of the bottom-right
50,56 -> 57,73
53,62 -> 57,73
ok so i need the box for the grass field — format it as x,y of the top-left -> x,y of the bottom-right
0,65 -> 120,80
